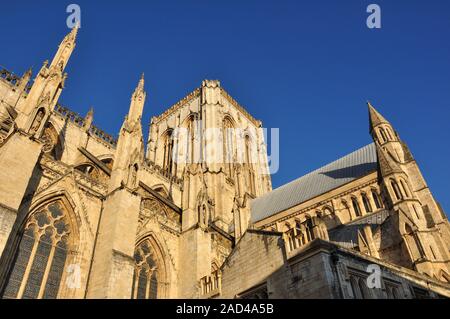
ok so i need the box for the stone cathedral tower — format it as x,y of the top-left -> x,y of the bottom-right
0,27 -> 449,299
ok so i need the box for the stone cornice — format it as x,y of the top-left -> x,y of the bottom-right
152,88 -> 201,124
220,87 -> 261,127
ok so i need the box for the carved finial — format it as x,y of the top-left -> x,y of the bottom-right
83,107 -> 94,131
69,21 -> 79,40
138,72 -> 145,90
23,67 -> 32,78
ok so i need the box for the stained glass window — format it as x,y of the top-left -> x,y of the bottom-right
131,239 -> 159,299
2,202 -> 71,299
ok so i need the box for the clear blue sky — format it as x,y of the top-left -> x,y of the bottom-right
1,1 -> 449,214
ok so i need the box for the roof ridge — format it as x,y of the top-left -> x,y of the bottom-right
251,143 -> 378,223
271,143 -> 375,193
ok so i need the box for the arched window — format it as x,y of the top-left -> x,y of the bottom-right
163,130 -> 175,176
223,118 -> 235,177
362,194 -> 372,213
132,239 -> 163,299
2,201 -> 73,299
391,180 -> 403,200
371,190 -> 382,209
385,127 -> 393,140
295,220 -> 305,246
304,217 -> 314,242
378,128 -> 387,143
352,197 -> 362,217
400,179 -> 410,198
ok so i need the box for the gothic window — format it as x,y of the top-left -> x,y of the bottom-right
400,179 -> 410,198
132,239 -> 163,299
385,127 -> 393,140
295,220 -> 305,246
162,130 -> 175,176
371,190 -> 382,209
223,117 -> 235,177
362,193 -> 372,213
405,223 -> 425,259
2,201 -> 72,299
391,180 -> 403,200
352,197 -> 362,217
378,128 -> 387,143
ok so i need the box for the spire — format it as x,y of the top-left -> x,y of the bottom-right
49,26 -> 78,70
134,73 -> 145,96
368,101 -> 390,133
375,143 -> 403,178
127,73 -> 146,123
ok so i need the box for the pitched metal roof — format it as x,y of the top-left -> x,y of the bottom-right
251,143 -> 378,223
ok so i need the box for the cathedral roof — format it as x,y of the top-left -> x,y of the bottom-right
251,143 -> 377,223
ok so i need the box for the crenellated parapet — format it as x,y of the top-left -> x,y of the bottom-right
53,103 -> 118,148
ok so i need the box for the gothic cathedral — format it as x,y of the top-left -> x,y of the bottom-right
0,27 -> 449,299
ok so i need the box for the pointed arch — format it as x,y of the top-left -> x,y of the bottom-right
361,193 -> 372,213
132,233 -> 170,299
371,189 -> 382,209
390,179 -> 403,200
378,128 -> 387,143
352,197 -> 362,217
399,178 -> 410,198
2,194 -> 80,299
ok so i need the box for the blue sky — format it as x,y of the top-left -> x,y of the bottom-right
1,0 -> 449,214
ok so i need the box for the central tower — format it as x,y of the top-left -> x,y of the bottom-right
146,80 -> 272,297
